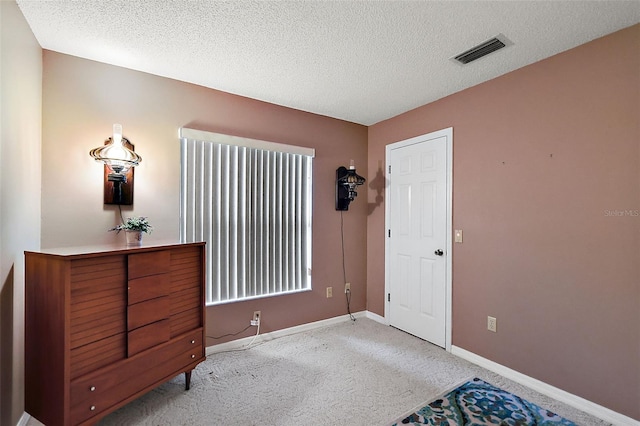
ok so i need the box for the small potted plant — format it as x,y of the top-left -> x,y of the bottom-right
110,216 -> 153,246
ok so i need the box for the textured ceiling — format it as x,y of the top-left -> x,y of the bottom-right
16,1 -> 640,125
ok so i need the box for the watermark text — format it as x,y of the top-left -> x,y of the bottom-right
604,209 -> 639,217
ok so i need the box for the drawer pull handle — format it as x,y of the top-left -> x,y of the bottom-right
191,354 -> 196,358
191,340 -> 195,344
90,406 -> 96,411
90,386 -> 96,392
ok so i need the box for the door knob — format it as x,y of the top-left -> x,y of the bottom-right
435,249 -> 444,256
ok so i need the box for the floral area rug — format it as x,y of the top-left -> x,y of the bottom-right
391,378 -> 577,425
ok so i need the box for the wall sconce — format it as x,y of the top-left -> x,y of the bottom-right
89,124 -> 141,205
336,160 -> 366,211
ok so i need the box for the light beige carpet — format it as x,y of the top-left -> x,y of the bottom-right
27,318 -> 610,425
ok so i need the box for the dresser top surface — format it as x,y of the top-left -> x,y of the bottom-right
25,240 -> 205,258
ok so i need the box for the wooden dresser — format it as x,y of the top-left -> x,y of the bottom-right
25,242 -> 206,426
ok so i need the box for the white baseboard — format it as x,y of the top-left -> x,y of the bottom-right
364,310 -> 387,325
451,345 -> 639,426
206,311 -> 367,355
17,412 -> 30,426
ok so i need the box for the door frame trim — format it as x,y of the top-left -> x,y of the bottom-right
384,127 -> 453,351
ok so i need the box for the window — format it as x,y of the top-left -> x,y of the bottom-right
179,128 -> 314,305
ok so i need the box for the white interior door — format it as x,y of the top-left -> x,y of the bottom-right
386,129 -> 451,348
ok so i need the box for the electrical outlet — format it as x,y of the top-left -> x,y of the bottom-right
487,316 -> 497,332
344,282 -> 351,293
250,311 -> 261,326
326,287 -> 333,298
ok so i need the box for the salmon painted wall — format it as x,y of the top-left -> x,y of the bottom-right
41,51 -> 368,347
367,24 -> 640,419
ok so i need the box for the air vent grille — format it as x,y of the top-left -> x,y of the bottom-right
452,34 -> 512,65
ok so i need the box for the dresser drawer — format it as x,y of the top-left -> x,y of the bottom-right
128,274 -> 170,305
70,330 -> 204,424
127,318 -> 170,357
128,251 -> 170,280
127,296 -> 169,331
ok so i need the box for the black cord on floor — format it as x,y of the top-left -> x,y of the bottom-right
340,210 -> 356,322
207,324 -> 252,340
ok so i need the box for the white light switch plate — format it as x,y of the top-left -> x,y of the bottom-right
455,229 -> 463,243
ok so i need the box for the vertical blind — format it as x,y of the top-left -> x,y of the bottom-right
179,128 -> 314,305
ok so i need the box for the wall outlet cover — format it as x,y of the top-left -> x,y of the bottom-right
487,316 -> 497,332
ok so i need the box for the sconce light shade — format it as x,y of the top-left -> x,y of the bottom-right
89,124 -> 141,174
336,163 -> 366,211
89,124 -> 141,205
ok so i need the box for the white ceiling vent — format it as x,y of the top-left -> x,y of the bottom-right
451,34 -> 513,65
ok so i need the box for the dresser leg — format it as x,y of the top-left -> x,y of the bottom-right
185,370 -> 192,391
